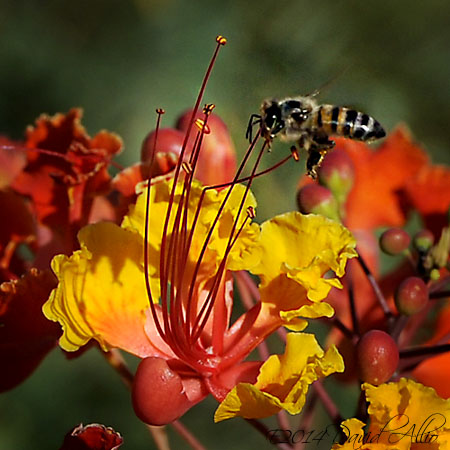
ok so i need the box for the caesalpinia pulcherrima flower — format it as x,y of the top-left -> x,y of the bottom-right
333,379 -> 450,449
42,36 -> 357,426
43,145 -> 355,425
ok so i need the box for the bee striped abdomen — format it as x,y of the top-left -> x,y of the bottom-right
313,105 -> 385,141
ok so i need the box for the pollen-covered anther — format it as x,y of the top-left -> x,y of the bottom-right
246,206 -> 256,219
181,162 -> 193,175
155,108 -> 165,115
290,146 -> 300,161
216,35 -> 227,45
194,118 -> 211,134
203,103 -> 215,115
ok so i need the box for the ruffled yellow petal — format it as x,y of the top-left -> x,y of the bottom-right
43,222 -> 152,355
334,379 -> 450,449
122,180 -> 260,300
363,379 -> 450,448
332,418 -> 397,450
214,333 -> 344,422
281,301 -> 335,331
251,212 -> 357,323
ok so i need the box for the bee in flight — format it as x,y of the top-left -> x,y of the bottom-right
246,95 -> 385,178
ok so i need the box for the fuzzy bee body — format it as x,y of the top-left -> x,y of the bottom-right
247,96 -> 385,178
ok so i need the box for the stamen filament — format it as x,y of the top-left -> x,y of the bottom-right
144,108 -> 170,345
183,133 -> 264,338
159,38 -> 226,299
190,144 -> 266,343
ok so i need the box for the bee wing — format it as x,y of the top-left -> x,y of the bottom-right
304,66 -> 350,98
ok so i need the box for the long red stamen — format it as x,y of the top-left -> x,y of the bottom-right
159,37 -> 226,299
151,38 -> 227,365
182,132 -> 263,339
191,212 -> 252,345
160,111 -> 214,361
143,108 -> 172,346
189,143 -> 267,343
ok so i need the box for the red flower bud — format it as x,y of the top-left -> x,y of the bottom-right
413,229 -> 434,253
318,149 -> 354,205
379,228 -> 411,255
395,276 -> 428,315
141,128 -> 185,176
357,330 -> 399,385
132,357 -> 207,426
176,109 -> 237,186
296,184 -> 340,221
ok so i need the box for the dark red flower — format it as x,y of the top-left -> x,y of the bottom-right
59,423 -> 123,450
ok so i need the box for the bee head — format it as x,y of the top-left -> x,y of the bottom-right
261,99 -> 284,139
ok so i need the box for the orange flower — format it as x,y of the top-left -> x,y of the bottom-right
12,108 -> 122,233
335,126 -> 428,230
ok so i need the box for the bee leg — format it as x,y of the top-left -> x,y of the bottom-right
306,148 -> 324,179
246,114 -> 261,142
270,120 -> 285,138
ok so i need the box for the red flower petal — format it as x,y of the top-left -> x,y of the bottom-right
0,269 -> 61,391
405,165 -> 450,235
12,109 -> 122,230
0,189 -> 36,279
342,126 -> 429,230
0,137 -> 26,189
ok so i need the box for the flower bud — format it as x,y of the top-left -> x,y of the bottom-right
317,149 -> 354,205
132,357 -> 206,426
357,330 -> 399,385
141,128 -> 185,176
379,228 -> 411,255
176,109 -> 237,186
413,229 -> 434,253
395,276 -> 428,315
296,184 -> 340,222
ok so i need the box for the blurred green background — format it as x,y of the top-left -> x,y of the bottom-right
1,0 -> 449,448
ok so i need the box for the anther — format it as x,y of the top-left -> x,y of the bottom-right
290,146 -> 300,161
246,206 -> 256,219
156,108 -> 165,115
203,103 -> 215,115
182,162 -> 193,175
194,118 -> 211,134
216,35 -> 227,45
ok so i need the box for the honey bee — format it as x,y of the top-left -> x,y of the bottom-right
246,95 -> 385,178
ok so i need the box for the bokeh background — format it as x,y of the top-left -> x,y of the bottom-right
1,0 -> 449,448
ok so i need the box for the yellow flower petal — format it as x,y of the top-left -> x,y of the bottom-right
332,418 -> 397,450
43,222 -> 152,355
334,379 -> 450,449
214,333 -> 344,422
122,180 -> 260,300
364,378 -> 450,446
251,212 -> 357,322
